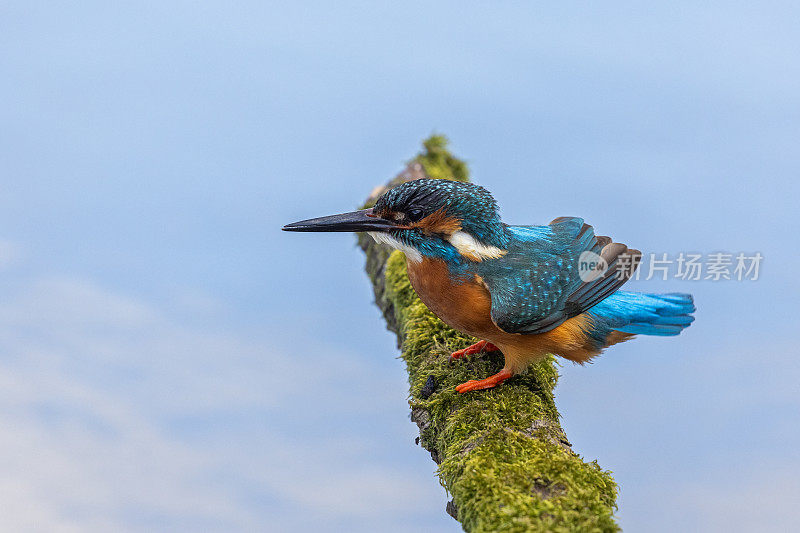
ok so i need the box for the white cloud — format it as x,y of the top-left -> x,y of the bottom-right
0,275 -> 447,532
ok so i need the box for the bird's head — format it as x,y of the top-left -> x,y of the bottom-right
283,179 -> 509,263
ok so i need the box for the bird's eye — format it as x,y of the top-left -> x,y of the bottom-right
407,208 -> 424,222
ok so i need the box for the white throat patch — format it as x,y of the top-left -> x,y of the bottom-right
447,230 -> 507,261
367,232 -> 423,263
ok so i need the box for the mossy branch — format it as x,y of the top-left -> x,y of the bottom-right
358,136 -> 619,532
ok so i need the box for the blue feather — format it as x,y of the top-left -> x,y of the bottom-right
588,291 -> 696,337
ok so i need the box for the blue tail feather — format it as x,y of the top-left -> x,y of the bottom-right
588,291 -> 695,338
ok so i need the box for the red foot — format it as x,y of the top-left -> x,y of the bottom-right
450,340 -> 498,361
455,369 -> 513,393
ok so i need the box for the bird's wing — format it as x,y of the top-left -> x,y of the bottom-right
479,217 -> 641,335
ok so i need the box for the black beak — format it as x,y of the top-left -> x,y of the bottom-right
282,208 -> 397,233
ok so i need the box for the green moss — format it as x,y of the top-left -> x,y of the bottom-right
413,134 -> 470,182
361,137 -> 619,532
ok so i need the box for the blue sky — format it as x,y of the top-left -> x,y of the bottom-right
1,2 -> 799,531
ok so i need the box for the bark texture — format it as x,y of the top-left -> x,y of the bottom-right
357,136 -> 619,532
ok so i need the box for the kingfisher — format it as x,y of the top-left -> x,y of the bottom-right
283,179 -> 695,393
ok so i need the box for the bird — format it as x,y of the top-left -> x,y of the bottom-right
283,178 -> 695,393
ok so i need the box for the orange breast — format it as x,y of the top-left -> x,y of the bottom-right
406,258 -> 499,340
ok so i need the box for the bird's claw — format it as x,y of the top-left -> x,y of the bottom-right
455,369 -> 513,393
449,340 -> 498,361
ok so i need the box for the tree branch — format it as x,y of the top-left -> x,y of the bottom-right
357,136 -> 619,532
